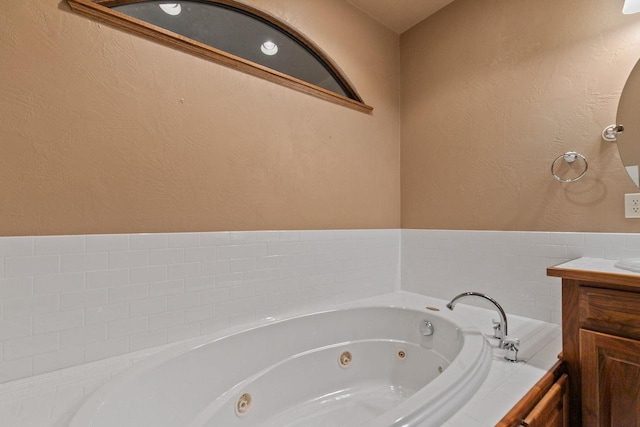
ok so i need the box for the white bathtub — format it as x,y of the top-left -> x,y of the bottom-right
70,299 -> 492,427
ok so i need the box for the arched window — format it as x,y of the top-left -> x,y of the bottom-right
66,0 -> 372,113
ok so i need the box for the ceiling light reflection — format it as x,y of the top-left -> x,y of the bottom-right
159,3 -> 182,16
261,41 -> 279,56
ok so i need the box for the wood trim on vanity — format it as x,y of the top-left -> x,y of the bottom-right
497,360 -> 566,427
559,277 -> 581,427
522,373 -> 568,426
547,267 -> 640,291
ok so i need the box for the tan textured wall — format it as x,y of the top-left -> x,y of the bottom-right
401,0 -> 640,232
0,0 -> 400,236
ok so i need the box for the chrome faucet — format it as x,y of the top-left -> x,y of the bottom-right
447,291 -> 520,362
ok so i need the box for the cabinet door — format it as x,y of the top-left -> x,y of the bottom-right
580,329 -> 640,426
522,374 -> 568,427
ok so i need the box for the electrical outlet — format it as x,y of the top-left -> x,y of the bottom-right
625,193 -> 640,218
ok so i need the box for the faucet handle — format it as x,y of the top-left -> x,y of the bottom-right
420,320 -> 434,337
502,337 -> 520,362
492,319 -> 504,339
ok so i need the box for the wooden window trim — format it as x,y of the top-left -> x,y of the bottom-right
66,0 -> 373,113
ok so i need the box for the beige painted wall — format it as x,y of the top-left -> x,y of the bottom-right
401,0 -> 640,232
0,0 -> 400,236
7,0 -> 640,236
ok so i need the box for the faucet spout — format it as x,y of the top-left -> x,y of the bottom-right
446,291 -> 508,342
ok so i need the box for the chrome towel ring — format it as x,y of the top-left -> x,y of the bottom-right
551,151 -> 588,183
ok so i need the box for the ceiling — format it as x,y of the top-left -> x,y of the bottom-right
346,0 -> 456,33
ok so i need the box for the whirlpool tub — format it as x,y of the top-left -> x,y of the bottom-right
70,296 -> 492,427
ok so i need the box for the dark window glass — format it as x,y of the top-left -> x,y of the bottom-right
113,1 -> 353,98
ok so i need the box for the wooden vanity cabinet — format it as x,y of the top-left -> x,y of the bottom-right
547,264 -> 640,427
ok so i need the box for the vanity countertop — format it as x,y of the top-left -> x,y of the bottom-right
548,257 -> 640,289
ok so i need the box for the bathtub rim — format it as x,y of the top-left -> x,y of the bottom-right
69,292 -> 490,427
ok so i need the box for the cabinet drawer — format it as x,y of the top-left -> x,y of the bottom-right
497,361 -> 566,427
522,373 -> 568,427
580,287 -> 640,338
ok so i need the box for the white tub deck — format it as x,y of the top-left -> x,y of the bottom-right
0,291 -> 561,427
